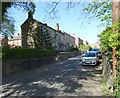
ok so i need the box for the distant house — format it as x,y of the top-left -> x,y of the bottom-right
83,40 -> 89,46
90,41 -> 100,48
0,36 -> 8,46
71,34 -> 83,48
8,33 -> 21,46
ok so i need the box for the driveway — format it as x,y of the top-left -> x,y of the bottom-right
1,55 -> 104,96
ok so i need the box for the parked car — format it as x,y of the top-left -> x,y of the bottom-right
91,48 -> 102,59
82,51 -> 99,65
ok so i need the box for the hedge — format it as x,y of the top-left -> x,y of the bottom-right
2,48 -> 56,60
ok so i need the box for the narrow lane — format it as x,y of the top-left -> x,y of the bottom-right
1,55 -> 103,96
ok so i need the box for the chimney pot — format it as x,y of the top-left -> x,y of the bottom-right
56,23 -> 59,30
44,23 -> 47,26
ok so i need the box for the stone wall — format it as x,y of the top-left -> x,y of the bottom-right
2,51 -> 81,75
56,51 -> 81,61
2,56 -> 55,75
102,54 -> 113,82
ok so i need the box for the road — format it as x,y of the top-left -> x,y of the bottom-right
1,55 -> 104,96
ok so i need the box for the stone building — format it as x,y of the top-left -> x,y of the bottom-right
83,40 -> 89,46
21,13 -> 75,51
71,34 -> 83,48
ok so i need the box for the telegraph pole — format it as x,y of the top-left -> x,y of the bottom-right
112,0 -> 120,93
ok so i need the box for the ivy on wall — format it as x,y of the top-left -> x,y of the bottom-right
98,20 -> 120,97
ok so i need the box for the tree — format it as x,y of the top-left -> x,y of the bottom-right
43,0 -> 112,27
98,21 -> 120,97
79,44 -> 84,50
33,26 -> 53,49
1,2 -> 36,38
83,1 -> 112,26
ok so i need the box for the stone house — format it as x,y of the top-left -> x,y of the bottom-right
71,34 -> 83,48
83,40 -> 89,46
21,13 -> 75,51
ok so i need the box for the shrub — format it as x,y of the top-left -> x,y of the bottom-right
66,46 -> 79,52
2,48 -> 56,60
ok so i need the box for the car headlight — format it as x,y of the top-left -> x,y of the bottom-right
82,58 -> 85,61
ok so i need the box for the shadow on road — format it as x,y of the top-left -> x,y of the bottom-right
1,56 -> 103,96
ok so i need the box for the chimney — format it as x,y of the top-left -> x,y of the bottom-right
28,11 -> 33,19
56,23 -> 59,30
44,23 -> 47,26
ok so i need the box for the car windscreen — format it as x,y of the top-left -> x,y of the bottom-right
97,50 -> 101,54
84,53 -> 96,57
92,48 -> 99,51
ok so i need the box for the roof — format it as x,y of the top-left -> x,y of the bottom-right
33,19 -> 57,31
21,17 -> 56,32
57,30 -> 64,35
9,35 -> 21,41
21,17 -> 75,39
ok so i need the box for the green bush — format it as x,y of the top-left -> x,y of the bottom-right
2,47 -> 56,60
98,20 -> 120,97
66,46 -> 79,52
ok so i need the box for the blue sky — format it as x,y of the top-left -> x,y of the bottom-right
7,2 -> 107,44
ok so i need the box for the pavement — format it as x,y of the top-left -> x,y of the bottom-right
1,55 -> 106,96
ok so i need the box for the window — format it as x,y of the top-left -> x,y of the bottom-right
61,36 -> 63,41
85,52 -> 96,57
52,42 -> 55,46
56,33 -> 58,39
69,37 -> 71,41
65,34 -> 67,40
63,46 -> 66,51
56,42 -> 58,50
14,40 -> 17,42
60,45 -> 61,48
43,27 -> 46,34
52,32 -> 54,38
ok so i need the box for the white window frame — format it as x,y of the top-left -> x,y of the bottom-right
52,42 -> 55,46
65,34 -> 67,40
61,36 -> 63,41
56,42 -> 58,50
70,36 -> 71,41
43,27 -> 46,34
52,32 -> 54,38
56,33 -> 58,39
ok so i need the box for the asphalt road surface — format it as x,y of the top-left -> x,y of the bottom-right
1,55 -> 104,96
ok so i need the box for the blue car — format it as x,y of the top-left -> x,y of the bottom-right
91,48 -> 102,59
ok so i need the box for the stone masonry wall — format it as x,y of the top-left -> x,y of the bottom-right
3,51 -> 81,75
102,54 -> 113,82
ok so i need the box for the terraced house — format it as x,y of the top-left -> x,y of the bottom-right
21,13 -> 76,51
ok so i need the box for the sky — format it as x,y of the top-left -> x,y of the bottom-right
7,2 -> 107,44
